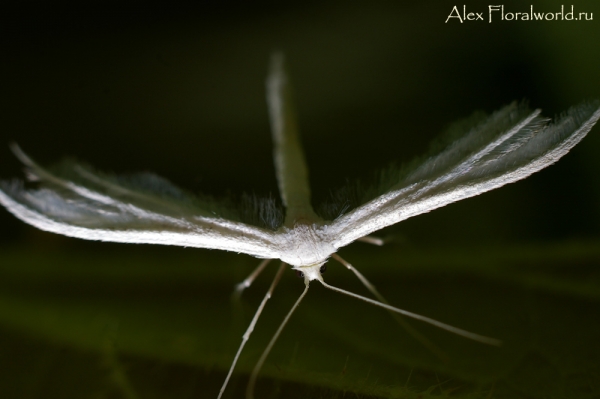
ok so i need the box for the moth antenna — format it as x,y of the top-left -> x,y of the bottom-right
218,262 -> 286,399
319,279 -> 501,346
331,253 -> 448,361
246,278 -> 310,399
357,235 -> 385,246
233,259 -> 272,298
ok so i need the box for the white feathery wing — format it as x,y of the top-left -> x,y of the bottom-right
325,101 -> 600,249
0,54 -> 599,264
0,145 -> 280,259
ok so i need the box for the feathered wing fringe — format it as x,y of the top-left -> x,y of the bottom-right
1,101 -> 598,253
327,101 -> 600,248
0,146 -> 281,258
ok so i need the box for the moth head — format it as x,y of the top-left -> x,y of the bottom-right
293,262 -> 327,284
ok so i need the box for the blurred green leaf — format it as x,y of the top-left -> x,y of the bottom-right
0,239 -> 599,398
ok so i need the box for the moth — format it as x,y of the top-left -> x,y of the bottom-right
1,54 -> 599,399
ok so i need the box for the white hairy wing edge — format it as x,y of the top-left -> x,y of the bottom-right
325,104 -> 600,249
0,183 -> 281,260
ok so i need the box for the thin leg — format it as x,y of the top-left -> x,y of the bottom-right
357,235 -> 384,246
217,262 -> 286,399
102,323 -> 139,399
246,280 -> 310,399
331,253 -> 383,299
233,259 -> 272,298
332,253 -> 451,360
319,278 -> 501,345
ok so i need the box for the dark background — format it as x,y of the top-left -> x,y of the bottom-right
1,1 -> 599,398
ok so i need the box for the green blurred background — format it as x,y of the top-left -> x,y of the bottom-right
1,1 -> 600,398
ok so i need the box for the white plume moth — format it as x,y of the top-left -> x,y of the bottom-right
1,53 -> 599,398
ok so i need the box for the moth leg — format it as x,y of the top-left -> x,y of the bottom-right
246,273 -> 310,399
102,322 -> 140,399
330,253 -> 449,361
357,235 -> 384,246
319,277 -> 501,345
218,262 -> 286,399
233,259 -> 272,298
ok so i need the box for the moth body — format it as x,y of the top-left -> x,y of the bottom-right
277,219 -> 334,273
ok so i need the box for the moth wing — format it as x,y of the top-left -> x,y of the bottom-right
326,101 -> 600,249
0,146 -> 280,259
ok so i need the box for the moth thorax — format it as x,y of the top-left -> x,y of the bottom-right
278,222 -> 335,267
